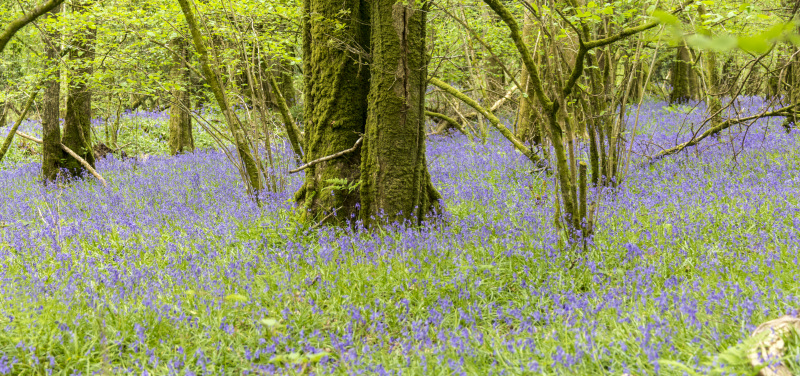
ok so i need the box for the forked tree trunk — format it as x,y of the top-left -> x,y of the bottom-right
61,0 -> 95,177
41,4 -> 64,182
359,0 -> 440,225
296,0 -> 370,222
168,37 -> 194,155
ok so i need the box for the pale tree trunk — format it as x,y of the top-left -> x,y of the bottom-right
41,4 -> 63,182
168,37 -> 194,155
61,0 -> 95,177
296,0 -> 370,222
359,0 -> 440,225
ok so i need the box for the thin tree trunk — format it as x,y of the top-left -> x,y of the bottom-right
0,89 -> 37,163
61,0 -> 95,177
42,3 -> 63,182
360,0 -> 440,225
168,37 -> 194,155
515,11 -> 537,143
177,0 -> 262,194
295,0 -> 370,222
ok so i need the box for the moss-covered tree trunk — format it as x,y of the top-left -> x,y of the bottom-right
168,37 -> 194,155
698,5 -> 722,127
296,0 -> 370,222
41,4 -> 63,182
515,11 -> 540,144
359,0 -> 440,225
61,0 -> 95,177
669,43 -> 692,104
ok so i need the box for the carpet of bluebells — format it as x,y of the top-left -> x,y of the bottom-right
0,98 -> 799,375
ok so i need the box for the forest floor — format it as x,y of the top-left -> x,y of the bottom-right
0,98 -> 799,375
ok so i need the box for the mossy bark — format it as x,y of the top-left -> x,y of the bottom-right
698,5 -> 722,128
359,0 -> 440,225
296,0 -> 370,222
41,4 -> 63,182
515,11 -> 541,144
669,43 -> 693,104
168,37 -> 194,155
61,0 -> 95,178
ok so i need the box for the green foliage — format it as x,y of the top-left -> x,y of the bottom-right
323,177 -> 361,194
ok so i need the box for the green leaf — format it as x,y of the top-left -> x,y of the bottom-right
260,318 -> 279,327
306,352 -> 332,363
224,293 -> 249,302
652,10 -> 679,26
738,35 -> 770,54
657,360 -> 701,376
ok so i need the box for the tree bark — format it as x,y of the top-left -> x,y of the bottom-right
669,43 -> 693,104
168,37 -> 194,155
41,4 -> 64,182
61,0 -> 96,177
359,0 -> 440,225
296,0 -> 370,222
515,11 -> 538,143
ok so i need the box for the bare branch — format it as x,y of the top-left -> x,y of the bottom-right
289,137 -> 362,174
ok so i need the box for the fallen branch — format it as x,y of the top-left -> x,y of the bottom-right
14,130 -> 108,187
289,136 -> 362,174
429,77 -> 541,164
459,86 -> 518,120
425,110 -> 472,140
59,143 -> 108,187
645,104 -> 797,165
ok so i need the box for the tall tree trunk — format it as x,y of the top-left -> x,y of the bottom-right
168,37 -> 194,155
782,0 -> 799,131
277,60 -> 296,108
698,5 -> 722,127
295,0 -> 370,222
42,4 -> 63,182
515,11 -> 539,144
360,0 -> 440,225
669,43 -> 692,104
61,0 -> 95,177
